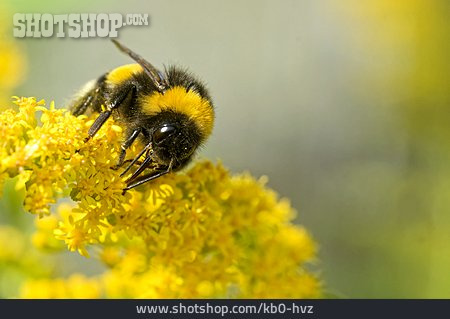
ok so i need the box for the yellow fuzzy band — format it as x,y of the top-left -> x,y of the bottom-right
106,64 -> 142,85
140,86 -> 214,137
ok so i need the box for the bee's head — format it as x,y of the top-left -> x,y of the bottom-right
148,112 -> 203,168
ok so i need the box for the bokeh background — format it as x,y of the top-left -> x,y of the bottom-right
1,0 -> 449,298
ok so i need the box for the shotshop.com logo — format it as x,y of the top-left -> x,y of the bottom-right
13,13 -> 149,38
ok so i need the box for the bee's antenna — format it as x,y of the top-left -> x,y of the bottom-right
111,40 -> 169,92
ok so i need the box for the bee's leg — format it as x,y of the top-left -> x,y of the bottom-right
124,159 -> 174,191
85,85 -> 136,142
124,167 -> 169,191
85,110 -> 112,142
124,154 -> 153,184
120,141 -> 152,177
114,128 -> 142,169
118,159 -> 143,166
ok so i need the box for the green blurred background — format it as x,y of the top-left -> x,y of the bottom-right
1,0 -> 449,298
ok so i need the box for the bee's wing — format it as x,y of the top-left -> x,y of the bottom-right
111,40 -> 169,92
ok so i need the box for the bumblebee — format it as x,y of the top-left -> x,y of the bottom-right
70,40 -> 214,190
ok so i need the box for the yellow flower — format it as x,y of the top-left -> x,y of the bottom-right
32,213 -> 65,252
0,225 -> 25,261
0,225 -> 52,297
1,97 -> 321,298
0,7 -> 27,107
20,274 -> 102,299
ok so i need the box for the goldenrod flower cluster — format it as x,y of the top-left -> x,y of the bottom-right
1,97 -> 320,298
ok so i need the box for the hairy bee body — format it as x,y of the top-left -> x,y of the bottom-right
70,41 -> 214,190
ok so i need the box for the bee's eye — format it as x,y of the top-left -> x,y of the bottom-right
152,125 -> 177,145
